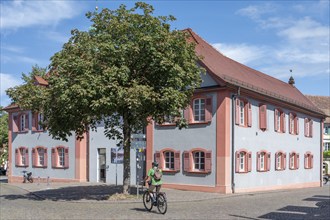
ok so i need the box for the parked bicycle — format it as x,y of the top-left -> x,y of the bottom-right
141,181 -> 167,214
22,171 -> 33,183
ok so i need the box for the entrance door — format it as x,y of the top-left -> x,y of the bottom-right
98,148 -> 106,182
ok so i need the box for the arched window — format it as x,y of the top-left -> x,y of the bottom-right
275,151 -> 286,171
257,150 -> 271,172
154,148 -> 180,172
289,152 -> 299,170
235,98 -> 252,127
274,109 -> 286,133
235,149 -> 252,173
32,146 -> 48,167
304,152 -> 313,169
15,147 -> 29,167
183,148 -> 212,173
51,146 -> 69,169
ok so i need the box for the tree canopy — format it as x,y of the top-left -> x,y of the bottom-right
6,2 -> 204,194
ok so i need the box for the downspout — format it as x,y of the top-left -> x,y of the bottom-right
321,119 -> 324,186
231,87 -> 240,193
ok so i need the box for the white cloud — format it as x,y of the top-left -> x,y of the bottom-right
0,73 -> 23,107
1,1 -> 81,30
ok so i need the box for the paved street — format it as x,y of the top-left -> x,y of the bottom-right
0,176 -> 329,219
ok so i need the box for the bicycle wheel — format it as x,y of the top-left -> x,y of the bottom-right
29,177 -> 33,183
157,193 -> 167,214
143,191 -> 153,211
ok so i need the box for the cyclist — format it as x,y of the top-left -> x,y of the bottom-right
144,161 -> 163,204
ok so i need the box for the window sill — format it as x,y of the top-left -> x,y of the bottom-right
14,131 -> 29,134
189,121 -> 211,125
33,165 -> 47,168
186,170 -> 211,174
236,171 -> 250,174
16,165 -> 28,167
32,129 -> 45,133
52,166 -> 68,169
257,170 -> 269,172
157,123 -> 176,127
275,168 -> 285,171
304,167 -> 313,169
162,169 -> 179,173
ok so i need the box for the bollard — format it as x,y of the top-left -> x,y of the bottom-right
38,176 -> 40,185
47,176 -> 50,186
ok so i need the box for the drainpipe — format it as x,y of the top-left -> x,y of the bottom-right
231,87 -> 240,193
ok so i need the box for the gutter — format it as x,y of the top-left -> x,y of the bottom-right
231,87 -> 240,193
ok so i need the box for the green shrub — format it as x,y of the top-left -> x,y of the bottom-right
324,151 -> 330,159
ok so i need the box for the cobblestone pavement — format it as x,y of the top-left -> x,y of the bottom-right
1,176 -> 329,219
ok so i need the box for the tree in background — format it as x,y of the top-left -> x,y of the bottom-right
0,107 -> 8,168
6,2 -> 203,194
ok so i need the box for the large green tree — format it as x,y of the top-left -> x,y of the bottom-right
0,107 -> 9,166
7,2 -> 203,194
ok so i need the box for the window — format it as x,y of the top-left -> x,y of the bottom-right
154,149 -> 180,172
32,112 -> 44,131
186,96 -> 212,124
274,109 -> 286,133
324,125 -> 330,135
257,151 -> 271,172
235,98 -> 252,127
304,118 -> 313,137
289,113 -> 299,135
51,146 -> 69,168
15,147 -> 29,167
183,149 -> 211,173
289,152 -> 299,170
324,142 -> 330,152
259,104 -> 267,130
13,113 -> 29,133
304,152 -> 313,169
235,149 -> 252,173
194,98 -> 205,122
32,146 -> 48,167
275,151 -> 286,171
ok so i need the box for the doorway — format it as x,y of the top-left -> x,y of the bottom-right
98,148 -> 106,182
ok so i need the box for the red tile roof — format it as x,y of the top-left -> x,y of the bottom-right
305,95 -> 330,123
186,28 -> 324,116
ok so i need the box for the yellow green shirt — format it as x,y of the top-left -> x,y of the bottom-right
148,167 -> 163,185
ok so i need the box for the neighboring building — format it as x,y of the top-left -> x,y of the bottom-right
3,29 -> 326,194
305,95 -> 330,152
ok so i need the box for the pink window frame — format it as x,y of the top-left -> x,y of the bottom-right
275,151 -> 286,171
32,112 -> 44,132
235,98 -> 252,128
15,146 -> 29,167
32,146 -> 48,168
289,151 -> 299,170
304,118 -> 313,138
51,146 -> 69,169
186,95 -> 213,125
289,113 -> 299,135
235,149 -> 252,173
154,148 -> 180,173
304,152 -> 313,169
259,104 -> 267,131
256,150 -> 271,172
183,148 -> 212,174
274,108 -> 286,133
13,112 -> 29,133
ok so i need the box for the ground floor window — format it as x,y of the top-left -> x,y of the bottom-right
304,152 -> 313,169
15,147 -> 29,167
51,146 -> 69,168
183,148 -> 211,173
275,151 -> 286,171
235,149 -> 252,173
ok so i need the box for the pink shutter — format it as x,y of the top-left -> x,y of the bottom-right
32,113 -> 37,131
267,152 -> 271,171
259,105 -> 267,130
257,152 -> 261,171
295,117 -> 299,135
184,107 -> 191,124
304,118 -> 308,136
44,148 -> 48,167
32,148 -> 36,167
310,120 -> 313,137
275,152 -> 278,170
289,153 -> 292,169
235,99 -> 240,125
13,115 -> 19,132
289,113 -> 292,134
296,153 -> 299,169
25,148 -> 29,167
283,153 -> 286,170
64,148 -> 69,168
247,151 -> 252,172
51,148 -> 56,168
282,113 -> 286,133
15,149 -> 19,166
274,109 -> 278,131
174,151 -> 180,171
183,151 -> 190,172
235,151 -> 240,173
247,103 -> 252,127
25,114 -> 29,131
205,98 -> 212,122
205,151 -> 212,173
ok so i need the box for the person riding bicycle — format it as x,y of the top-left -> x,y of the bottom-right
144,161 -> 163,204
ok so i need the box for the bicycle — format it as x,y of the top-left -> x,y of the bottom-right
141,181 -> 167,214
22,171 -> 33,183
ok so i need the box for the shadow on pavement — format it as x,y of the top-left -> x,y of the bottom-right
259,195 -> 330,219
1,184 -> 143,202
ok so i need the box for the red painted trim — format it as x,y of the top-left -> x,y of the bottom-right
7,113 -> 13,181
163,183 -> 231,193
75,133 -> 88,182
146,120 -> 154,175
235,182 -> 320,193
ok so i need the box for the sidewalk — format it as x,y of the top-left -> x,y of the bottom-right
9,180 -> 223,203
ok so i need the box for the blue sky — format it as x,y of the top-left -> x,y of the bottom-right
1,0 -> 329,107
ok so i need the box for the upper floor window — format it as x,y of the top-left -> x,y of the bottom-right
13,113 -> 29,133
259,104 -> 267,130
15,147 -> 29,167
154,149 -> 180,172
235,98 -> 252,127
51,146 -> 69,169
289,113 -> 299,135
190,96 -> 212,123
32,146 -> 48,167
235,149 -> 252,173
324,142 -> 330,152
275,151 -> 286,171
32,112 -> 44,131
183,148 -> 211,173
289,152 -> 299,170
194,98 -> 205,122
304,152 -> 313,169
324,125 -> 330,135
257,151 -> 271,172
274,109 -> 286,133
304,118 -> 313,138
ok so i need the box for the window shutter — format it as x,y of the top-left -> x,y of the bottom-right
235,99 -> 240,125
25,148 -> 29,167
289,153 -> 292,169
257,152 -> 261,171
267,152 -> 271,171
289,113 -> 292,134
235,151 -> 240,173
32,148 -> 36,167
13,115 -> 19,132
274,109 -> 278,132
295,117 -> 299,135
205,151 -> 212,173
205,98 -> 212,122
183,151 -> 191,172
282,113 -> 286,133
283,153 -> 286,170
247,151 -> 252,172
15,149 -> 19,166
44,148 -> 48,167
311,154 -> 313,168
64,148 -> 69,168
25,114 -> 29,131
51,148 -> 56,168
310,120 -> 313,137
32,113 -> 37,131
174,151 -> 180,171
183,107 -> 191,124
259,105 -> 267,130
275,152 -> 279,170
304,118 -> 308,137
248,103 -> 252,127
296,153 -> 299,169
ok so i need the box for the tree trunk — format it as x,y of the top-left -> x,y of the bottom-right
122,116 -> 131,194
